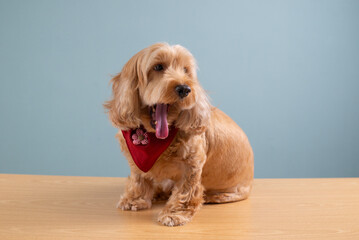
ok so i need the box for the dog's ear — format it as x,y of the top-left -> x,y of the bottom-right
175,84 -> 211,133
104,53 -> 143,129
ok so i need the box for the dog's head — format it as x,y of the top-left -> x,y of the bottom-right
104,43 -> 211,138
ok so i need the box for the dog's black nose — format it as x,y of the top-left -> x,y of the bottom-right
175,85 -> 191,98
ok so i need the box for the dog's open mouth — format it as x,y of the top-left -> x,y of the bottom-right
149,104 -> 169,139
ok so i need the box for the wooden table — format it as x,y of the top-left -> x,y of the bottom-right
0,174 -> 358,239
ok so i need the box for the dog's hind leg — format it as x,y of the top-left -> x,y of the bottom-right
152,179 -> 174,202
204,185 -> 252,203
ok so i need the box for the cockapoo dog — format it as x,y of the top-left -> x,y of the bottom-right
104,43 -> 253,226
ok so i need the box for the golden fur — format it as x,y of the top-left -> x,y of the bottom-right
104,43 -> 254,226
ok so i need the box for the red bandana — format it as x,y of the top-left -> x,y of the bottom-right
121,127 -> 179,172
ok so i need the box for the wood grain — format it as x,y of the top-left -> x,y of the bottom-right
0,174 -> 358,239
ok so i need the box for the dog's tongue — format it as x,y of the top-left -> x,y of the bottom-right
155,104 -> 168,139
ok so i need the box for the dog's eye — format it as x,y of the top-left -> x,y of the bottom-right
154,64 -> 164,71
184,67 -> 188,73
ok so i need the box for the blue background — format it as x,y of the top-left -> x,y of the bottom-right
1,0 -> 358,178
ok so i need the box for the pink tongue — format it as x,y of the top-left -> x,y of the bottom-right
155,104 -> 169,139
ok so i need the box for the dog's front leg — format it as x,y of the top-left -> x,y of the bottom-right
117,172 -> 154,211
158,139 -> 206,226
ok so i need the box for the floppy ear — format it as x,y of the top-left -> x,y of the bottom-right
104,53 -> 143,130
175,84 -> 211,133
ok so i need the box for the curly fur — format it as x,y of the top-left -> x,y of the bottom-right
104,43 -> 254,226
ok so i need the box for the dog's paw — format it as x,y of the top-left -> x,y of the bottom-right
116,197 -> 151,211
157,210 -> 191,227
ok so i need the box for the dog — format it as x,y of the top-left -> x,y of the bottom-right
104,43 -> 254,226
